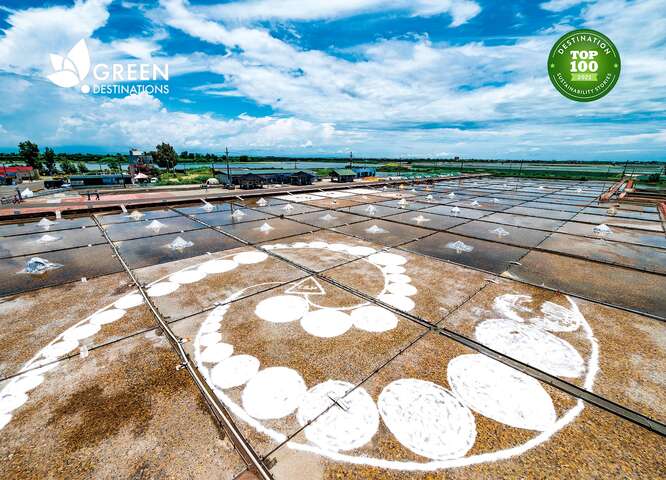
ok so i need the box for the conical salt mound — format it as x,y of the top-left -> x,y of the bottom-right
491,227 -> 509,237
38,218 -> 55,229
258,222 -> 274,232
167,236 -> 194,250
447,241 -> 474,254
593,224 -> 612,235
20,257 -> 63,274
365,224 -> 386,234
146,220 -> 166,232
38,234 -> 61,243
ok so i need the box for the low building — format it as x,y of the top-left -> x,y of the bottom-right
216,169 -> 317,189
69,174 -> 131,188
352,166 -> 376,178
0,166 -> 34,184
330,169 -> 356,183
127,149 -> 153,177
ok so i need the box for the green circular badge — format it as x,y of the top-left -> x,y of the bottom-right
548,29 -> 621,102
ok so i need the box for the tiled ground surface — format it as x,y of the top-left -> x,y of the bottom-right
1,177 -> 664,479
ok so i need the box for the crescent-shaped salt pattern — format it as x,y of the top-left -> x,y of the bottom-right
0,242 -> 598,473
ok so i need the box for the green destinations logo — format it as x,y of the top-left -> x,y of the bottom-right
548,29 -> 621,102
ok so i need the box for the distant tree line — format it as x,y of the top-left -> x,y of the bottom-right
1,141 -> 663,179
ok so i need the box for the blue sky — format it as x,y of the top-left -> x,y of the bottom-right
0,0 -> 665,160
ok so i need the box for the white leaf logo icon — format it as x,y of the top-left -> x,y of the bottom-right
47,39 -> 91,88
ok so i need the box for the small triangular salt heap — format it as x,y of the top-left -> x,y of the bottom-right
593,224 -> 612,236
412,215 -> 429,223
447,241 -> 474,254
21,257 -> 62,274
398,198 -> 408,207
146,220 -> 166,232
450,206 -> 461,216
471,200 -> 480,206
321,214 -> 336,221
258,222 -> 274,232
257,197 -> 268,207
38,218 -> 55,230
491,227 -> 510,237
365,205 -> 377,214
38,234 -> 60,243
167,236 -> 193,250
448,192 -> 456,198
231,209 -> 245,218
282,204 -> 294,211
128,210 -> 144,220
366,224 -> 386,234
202,201 -> 215,212
426,194 -> 434,200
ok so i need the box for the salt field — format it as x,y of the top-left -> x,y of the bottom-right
0,176 -> 664,479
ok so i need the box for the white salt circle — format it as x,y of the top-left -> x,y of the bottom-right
447,354 -> 556,431
90,308 -> 126,325
386,282 -> 417,296
242,367 -> 307,420
368,252 -> 407,266
210,355 -> 260,389
256,295 -> 309,323
11,374 -> 44,394
199,259 -> 238,274
200,321 -> 221,333
530,301 -> 581,332
199,332 -> 222,347
42,339 -> 78,358
297,380 -> 379,451
351,306 -> 398,333
475,319 -> 585,378
292,242 -> 309,248
114,294 -> 143,309
169,270 -> 206,284
0,392 -> 28,415
234,251 -> 268,264
207,306 -> 229,322
63,323 -> 101,341
387,273 -> 411,284
0,413 -> 10,430
147,282 -> 179,297
378,378 -> 476,460
328,243 -> 348,252
347,246 -> 377,256
300,309 -> 352,338
309,242 -> 329,249
383,265 -> 406,274
378,294 -> 415,312
200,342 -> 234,363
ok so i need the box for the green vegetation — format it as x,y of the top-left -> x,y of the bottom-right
153,142 -> 178,171
155,167 -> 213,186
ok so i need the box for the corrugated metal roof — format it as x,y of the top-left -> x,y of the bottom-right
331,169 -> 356,175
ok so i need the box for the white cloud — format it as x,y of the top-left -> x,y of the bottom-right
1,0 -> 665,160
199,0 -> 481,27
0,0 -> 112,75
540,0 -> 590,12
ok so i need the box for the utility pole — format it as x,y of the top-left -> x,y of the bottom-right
349,151 -> 353,169
225,146 -> 231,180
621,159 -> 629,178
